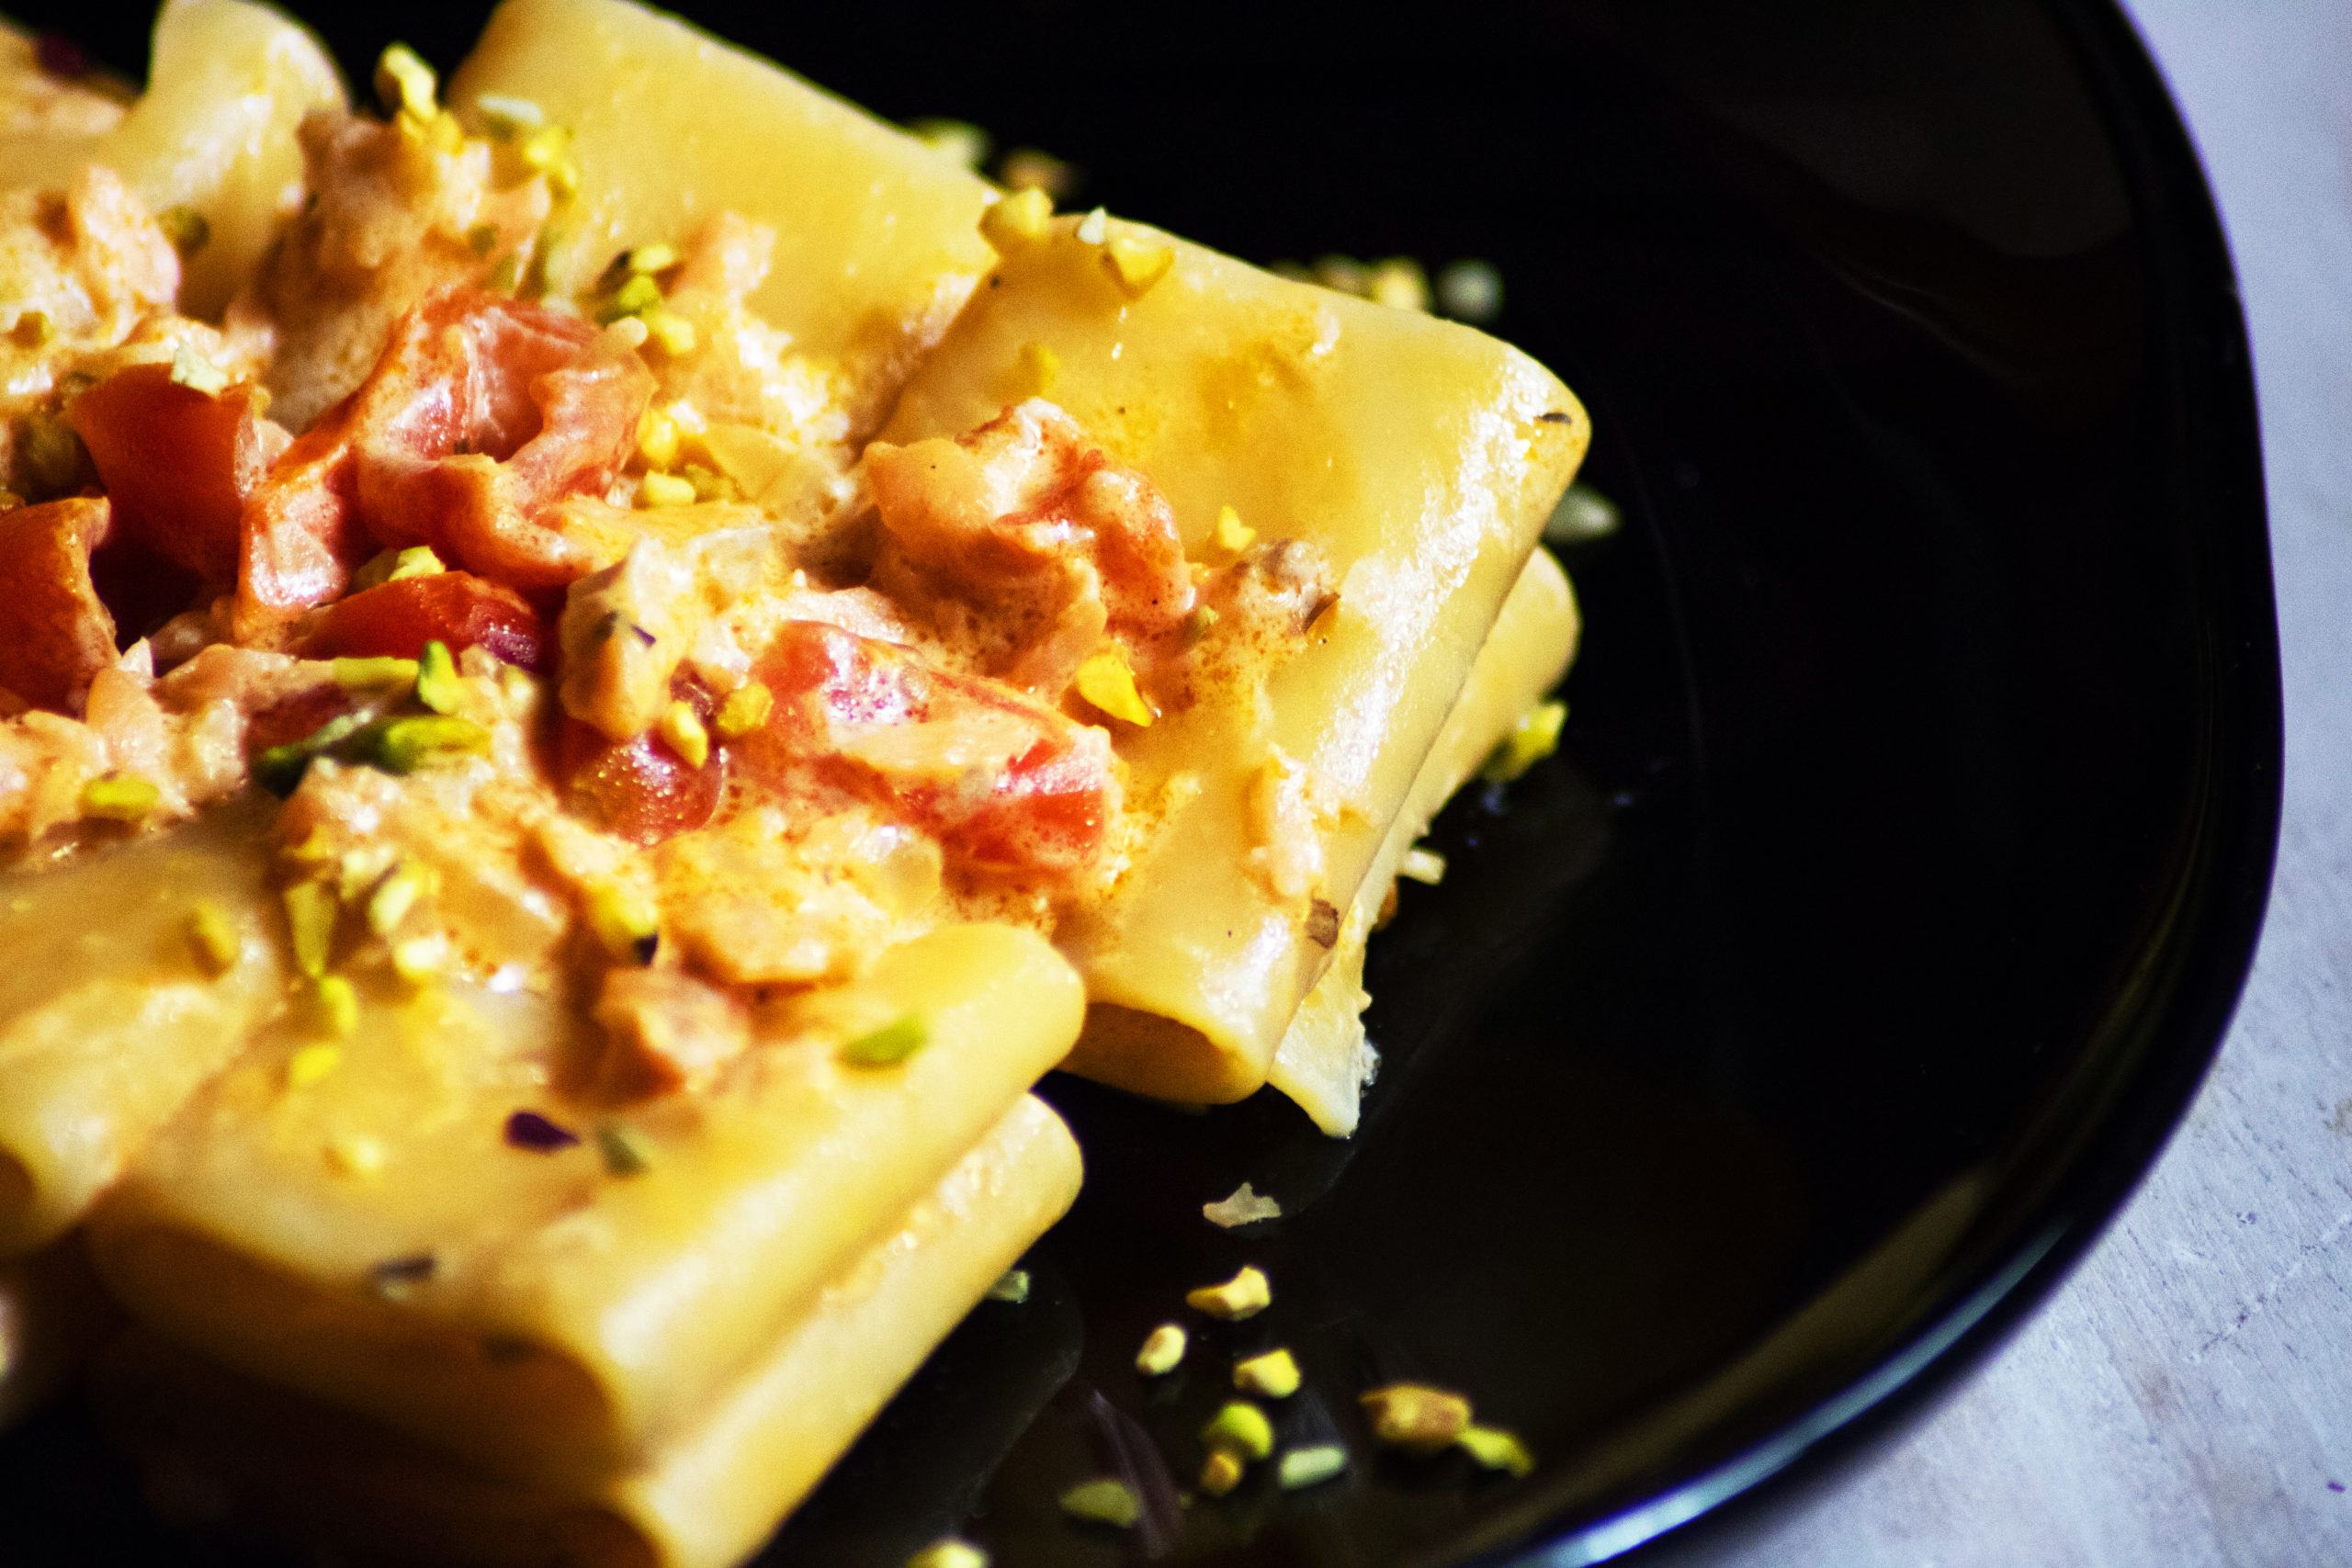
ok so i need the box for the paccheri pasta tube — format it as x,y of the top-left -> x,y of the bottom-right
0,0 -> 1589,1557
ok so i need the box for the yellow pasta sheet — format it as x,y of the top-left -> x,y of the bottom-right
1271,544 -> 1580,1134
0,0 -> 345,317
96,1093 -> 1081,1568
883,217 -> 1589,1104
88,922 -> 1082,1488
0,795 -> 288,1258
448,0 -> 996,431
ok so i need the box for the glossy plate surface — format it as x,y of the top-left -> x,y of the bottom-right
0,0 -> 2278,1562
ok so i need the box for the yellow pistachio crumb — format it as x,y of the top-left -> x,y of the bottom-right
519,124 -> 578,198
473,93 -> 543,138
1211,504 -> 1255,558
1074,649 -> 1153,728
367,862 -> 435,938
1397,846 -> 1446,886
583,882 -> 659,962
283,880 -> 338,979
1102,234 -> 1175,299
1075,207 -> 1109,245
1368,257 -> 1431,312
315,975 -> 359,1038
637,406 -> 683,469
986,1269 -> 1031,1303
1135,1323 -> 1187,1377
841,1013 -> 928,1067
414,639 -> 464,715
286,1043 -> 343,1090
1359,1382 -> 1473,1452
1277,1444 -> 1348,1490
679,462 -> 738,503
657,701 -> 709,768
389,545 -> 445,581
1233,1348 -> 1301,1399
1457,1425 -> 1534,1477
1057,1478 -> 1138,1529
639,471 -> 695,509
597,1122 -> 652,1177
1198,1448 -> 1245,1497
167,345 -> 229,396
332,656 -> 420,692
639,310 -> 696,355
1198,1400 -> 1274,1461
1014,339 -> 1059,397
714,682 -> 773,739
1185,1265 -> 1272,1321
598,274 -> 662,323
186,901 -> 239,976
325,1134 -> 386,1179
623,243 -> 680,275
979,186 -> 1052,253
904,1540 -> 989,1568
1481,699 -> 1566,783
909,118 -> 990,168
80,773 -> 160,821
374,43 -> 436,120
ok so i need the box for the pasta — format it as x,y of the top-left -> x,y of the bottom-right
0,0 -> 1589,1560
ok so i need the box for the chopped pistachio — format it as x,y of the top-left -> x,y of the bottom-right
908,118 -> 990,168
79,773 -> 160,821
679,462 -> 739,502
473,93 -> 544,138
1543,481 -> 1622,545
1185,1265 -> 1272,1321
1359,1382 -> 1473,1451
523,221 -> 569,299
1199,1400 -> 1274,1461
1102,234 -> 1175,299
986,1269 -> 1031,1303
315,975 -> 359,1038
714,682 -> 774,739
639,471 -> 695,509
332,656 -> 420,692
1075,207 -> 1109,245
1210,504 -> 1255,558
519,124 -> 579,199
583,881 -> 659,963
657,701 -> 710,768
283,880 -> 338,978
1397,846 -> 1446,886
640,310 -> 696,355
1233,1348 -> 1301,1399
1057,1478 -> 1138,1529
167,345 -> 229,396
841,1013 -> 928,1067
11,310 -> 53,348
1014,339 -> 1059,397
368,715 -> 492,773
374,43 -> 437,119
596,1122 -> 652,1177
1277,1444 -> 1348,1490
1368,257 -> 1430,312
620,243 -> 679,276
1480,699 -> 1566,783
1203,1181 -> 1281,1228
156,205 -> 210,259
1435,258 -> 1503,322
637,406 -> 684,469
598,274 -> 663,323
904,1540 -> 989,1568
1135,1323 -> 1187,1377
286,1043 -> 343,1090
186,901 -> 240,976
1181,605 -> 1219,647
17,412 -> 84,495
1000,147 -> 1076,198
1074,649 -> 1153,728
1457,1425 -> 1534,1477
978,186 -> 1052,254
367,862 -> 435,938
1198,1448 -> 1245,1497
413,638 -> 464,713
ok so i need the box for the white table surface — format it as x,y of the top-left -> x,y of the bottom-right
1639,3 -> 2352,1563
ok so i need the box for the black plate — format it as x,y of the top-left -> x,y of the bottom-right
1,0 -> 2279,1562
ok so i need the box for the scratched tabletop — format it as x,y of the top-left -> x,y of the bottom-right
1627,5 -> 2352,1564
